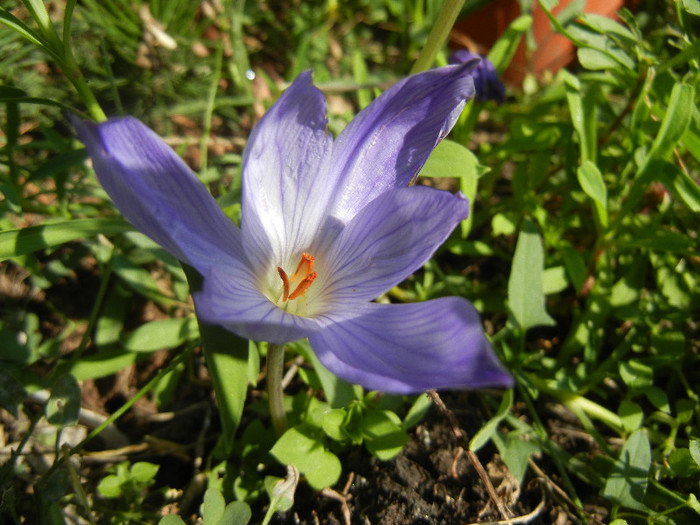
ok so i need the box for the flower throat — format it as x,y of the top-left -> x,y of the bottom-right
277,252 -> 317,302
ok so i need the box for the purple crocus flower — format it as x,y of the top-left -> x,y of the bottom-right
449,50 -> 506,104
73,63 -> 512,393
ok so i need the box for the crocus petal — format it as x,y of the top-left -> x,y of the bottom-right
327,62 -> 477,222
194,266 -> 322,344
448,50 -> 505,104
318,186 -> 469,302
308,298 -> 513,394
72,116 -> 244,274
241,71 -> 335,271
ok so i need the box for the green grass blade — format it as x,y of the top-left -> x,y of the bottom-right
0,218 -> 131,261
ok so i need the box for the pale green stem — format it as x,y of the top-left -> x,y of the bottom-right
410,0 -> 466,74
527,373 -> 623,435
267,343 -> 288,436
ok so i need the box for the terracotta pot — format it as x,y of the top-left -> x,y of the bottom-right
453,0 -> 633,85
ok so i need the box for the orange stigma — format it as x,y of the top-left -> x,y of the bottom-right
277,252 -> 317,302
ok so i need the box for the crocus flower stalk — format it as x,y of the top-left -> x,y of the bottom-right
73,63 -> 512,395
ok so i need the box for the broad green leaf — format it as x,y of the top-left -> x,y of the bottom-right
507,219 -> 555,330
123,318 -> 198,353
619,360 -> 653,389
470,389 -> 513,452
682,0 -> 700,16
362,410 -> 408,461
419,139 -> 486,237
618,400 -> 643,433
542,266 -> 568,295
321,409 -> 347,441
97,475 -> 122,498
0,218 -> 131,261
130,462 -> 159,483
492,430 -> 541,485
202,488 -> 225,525
690,440 -> 700,466
602,429 -> 651,511
220,501 -> 252,525
668,449 -> 700,477
45,374 -> 81,427
270,425 -> 341,490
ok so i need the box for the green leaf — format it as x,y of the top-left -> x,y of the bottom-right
45,374 -> 81,427
656,161 -> 700,212
123,318 -> 198,353
492,430 -> 541,485
321,409 -> 347,441
159,516 -> 187,525
578,13 -> 637,42
0,370 -> 27,418
565,74 -> 597,163
362,410 -> 408,461
130,462 -> 159,483
487,14 -> 532,73
419,140 -> 486,237
202,488 -> 225,525
219,501 -> 252,525
558,243 -> 587,293
650,83 -> 695,161
689,440 -> 700,466
184,266 -> 249,454
263,466 -> 299,524
0,7 -> 57,59
112,255 -> 179,306
668,449 -> 700,477
403,393 -> 433,430
618,401 -> 643,433
0,218 -> 131,261
270,425 -> 341,490
507,219 -> 555,330
601,429 -> 651,511
470,390 -> 513,452
97,475 -> 122,498
682,0 -> 700,15
577,161 -> 608,226
542,266 -> 568,295
62,348 -> 139,381
619,360 -> 653,389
